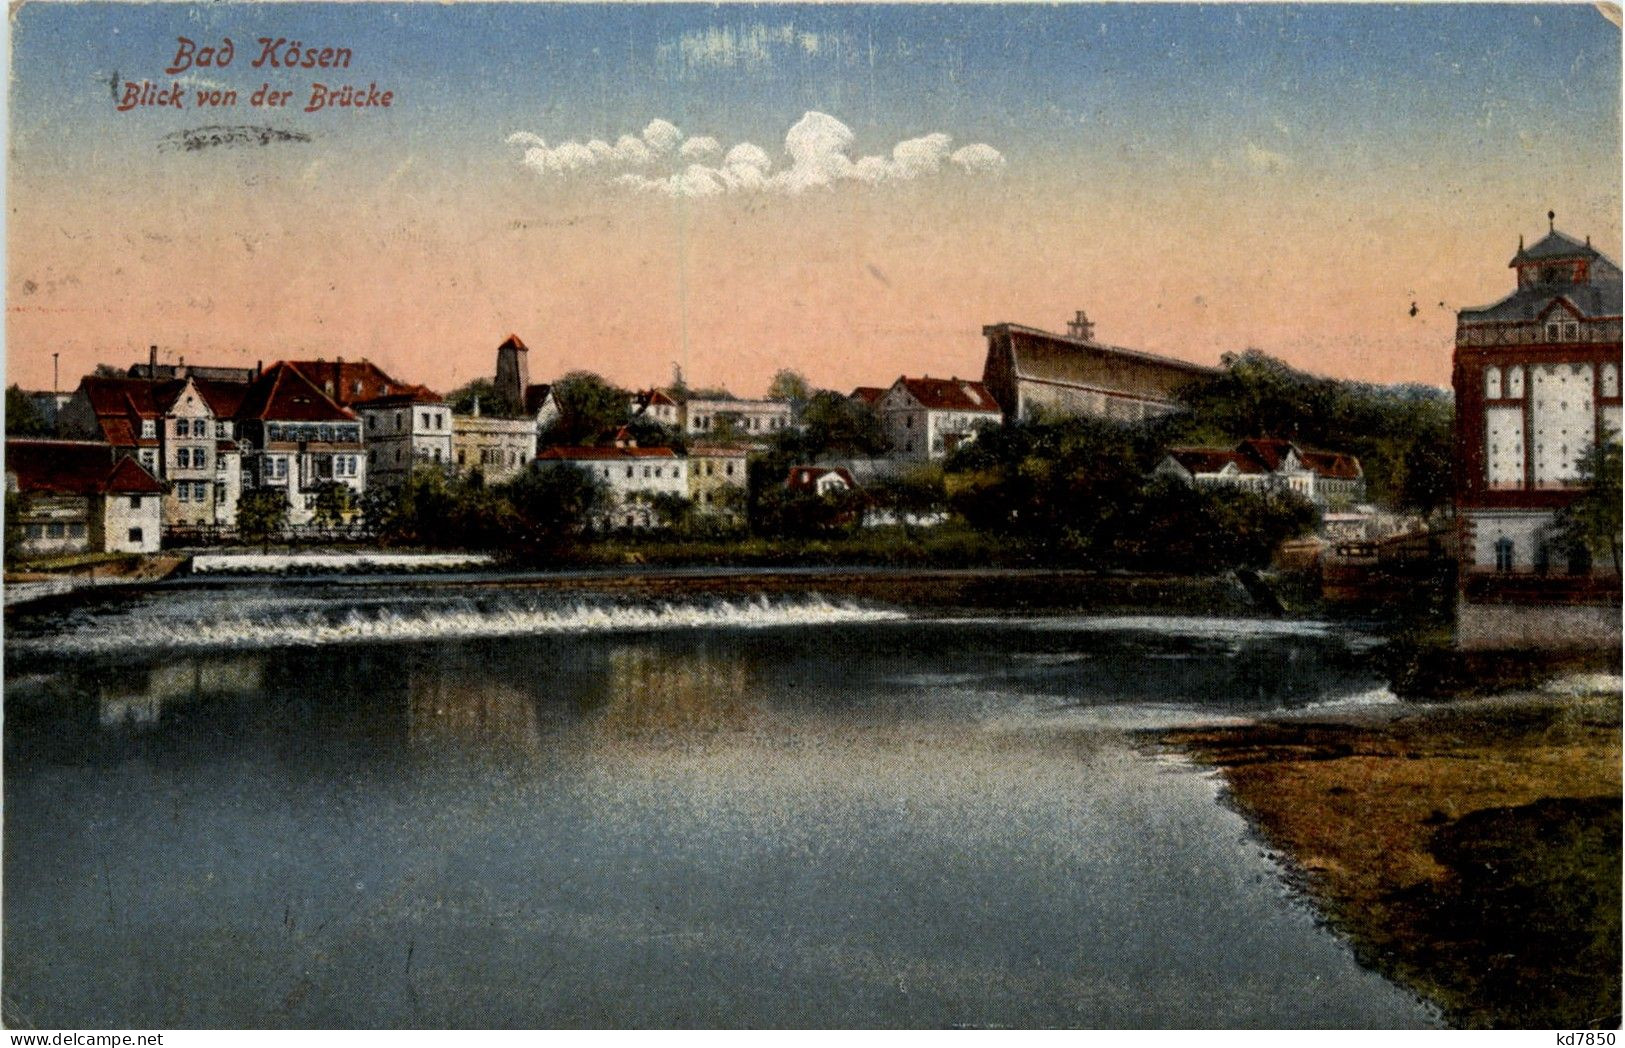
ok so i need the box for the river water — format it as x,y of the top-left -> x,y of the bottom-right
3,581 -> 1437,1028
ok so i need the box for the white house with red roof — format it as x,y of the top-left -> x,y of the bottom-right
59,374 -> 245,530
1156,437 -> 1365,508
875,375 -> 1003,461
537,432 -> 686,529
6,439 -> 165,555
236,363 -> 368,525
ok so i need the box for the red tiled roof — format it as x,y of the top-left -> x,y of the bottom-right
193,378 -> 250,418
849,386 -> 887,405
6,440 -> 164,495
1167,447 -> 1266,475
1236,438 -> 1295,472
893,376 -> 1000,412
353,383 -> 446,408
786,465 -> 857,491
1297,449 -> 1363,480
284,359 -> 421,406
538,445 -> 677,461
688,443 -> 750,457
239,363 -> 358,422
499,333 -> 530,353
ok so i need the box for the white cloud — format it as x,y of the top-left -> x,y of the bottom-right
1244,141 -> 1294,173
642,119 -> 683,155
951,143 -> 1006,173
507,111 -> 1005,198
679,135 -> 723,160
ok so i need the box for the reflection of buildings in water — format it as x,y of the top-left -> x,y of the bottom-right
594,646 -> 756,739
407,670 -> 541,755
97,655 -> 266,728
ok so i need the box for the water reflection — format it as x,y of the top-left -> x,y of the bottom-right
2,608 -> 1433,1028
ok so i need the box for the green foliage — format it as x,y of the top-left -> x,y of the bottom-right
237,489 -> 290,546
368,468 -> 525,549
871,464 -> 948,537
446,378 -> 523,418
5,487 -> 30,566
767,369 -> 814,406
640,491 -> 695,531
5,385 -> 51,437
1553,439 -> 1623,574
310,482 -> 353,527
542,371 -> 631,446
752,483 -> 868,539
623,416 -> 685,453
500,463 -> 607,547
942,414 -> 1317,571
1163,350 -> 1454,512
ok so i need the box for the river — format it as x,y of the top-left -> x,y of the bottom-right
3,580 -> 1437,1027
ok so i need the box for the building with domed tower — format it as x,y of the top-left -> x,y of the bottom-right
1452,213 -> 1622,649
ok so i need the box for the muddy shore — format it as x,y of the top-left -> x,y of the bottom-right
1163,687 -> 1622,1029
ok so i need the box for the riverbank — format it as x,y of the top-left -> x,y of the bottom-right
1162,685 -> 1622,1029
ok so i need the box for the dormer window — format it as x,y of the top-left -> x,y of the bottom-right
141,419 -> 156,439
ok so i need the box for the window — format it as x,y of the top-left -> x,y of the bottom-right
25,524 -> 42,539
643,467 -> 651,478
178,484 -> 190,502
625,467 -> 633,478
395,412 -> 404,433
176,448 -> 190,468
725,463 -> 735,476
45,523 -> 64,539
128,528 -> 143,544
193,419 -> 208,437
175,419 -> 187,436
195,448 -> 208,469
69,522 -> 86,539
194,482 -> 208,501
368,416 -> 376,431
139,449 -> 157,471
141,419 -> 156,439
421,412 -> 430,430
1494,537 -> 1515,572
216,421 -> 229,438
129,495 -> 143,509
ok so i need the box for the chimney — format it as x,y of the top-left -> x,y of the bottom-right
1066,309 -> 1095,341
178,355 -> 186,378
149,345 -> 158,373
255,360 -> 263,381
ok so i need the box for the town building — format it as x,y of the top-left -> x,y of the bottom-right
684,396 -> 793,439
786,465 -> 859,496
631,389 -> 683,427
874,376 -> 1002,461
686,444 -> 750,515
492,334 -> 559,434
235,363 -> 367,525
1452,216 -> 1623,650
848,387 -> 887,408
537,437 -> 686,529
982,310 -> 1216,423
6,439 -> 164,556
127,345 -> 259,384
453,408 -> 538,486
1157,438 -> 1365,508
58,375 -> 246,531
356,388 -> 454,487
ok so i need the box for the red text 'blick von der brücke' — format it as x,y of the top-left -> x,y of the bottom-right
115,37 -> 394,113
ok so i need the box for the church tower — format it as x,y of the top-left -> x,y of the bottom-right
494,334 -> 531,408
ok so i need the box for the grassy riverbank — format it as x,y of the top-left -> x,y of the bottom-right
1164,686 -> 1622,1029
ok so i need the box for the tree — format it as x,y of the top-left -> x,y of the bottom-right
623,416 -> 685,453
501,463 -> 607,547
782,391 -> 889,460
237,489 -> 289,551
542,372 -> 630,447
873,464 -> 948,538
5,386 -> 50,437
446,378 -> 522,418
767,369 -> 814,407
5,488 -> 30,566
310,482 -> 353,528
1553,440 -> 1623,575
643,491 -> 695,532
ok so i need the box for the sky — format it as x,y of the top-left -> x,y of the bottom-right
6,3 -> 1621,397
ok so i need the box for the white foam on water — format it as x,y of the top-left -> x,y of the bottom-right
946,614 -> 1342,641
1543,673 -> 1623,697
1297,684 -> 1402,713
11,595 -> 908,657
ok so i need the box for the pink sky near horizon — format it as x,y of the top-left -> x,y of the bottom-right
11,158 -> 1618,399
6,4 -> 1621,400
